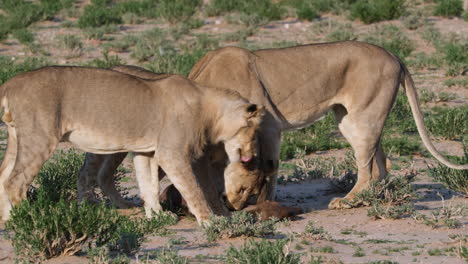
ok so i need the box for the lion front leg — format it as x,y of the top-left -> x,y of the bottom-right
257,126 -> 282,202
159,156 -> 213,225
133,153 -> 162,218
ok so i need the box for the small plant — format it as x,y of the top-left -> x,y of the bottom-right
224,239 -> 300,264
364,25 -> 415,60
426,106 -> 468,141
85,52 -> 124,68
301,221 -> 331,240
367,203 -> 414,220
412,196 -> 466,229
402,9 -> 425,30
142,248 -> 189,264
352,246 -> 366,257
349,175 -> 416,207
280,112 -> 346,160
202,211 -> 279,242
433,0 -> 463,17
428,151 -> 468,195
78,0 -> 122,28
310,245 -> 335,253
157,0 -> 202,23
0,56 -> 49,85
350,0 -> 406,24
12,29 -> 34,44
6,199 -> 121,261
206,0 -> 284,23
325,24 -> 356,41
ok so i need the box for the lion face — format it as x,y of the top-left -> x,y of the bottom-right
223,161 -> 262,210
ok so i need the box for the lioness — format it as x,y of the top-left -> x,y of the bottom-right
0,66 -> 264,223
77,65 -> 263,213
188,41 -> 468,209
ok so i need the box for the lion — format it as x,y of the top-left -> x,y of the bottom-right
0,66 -> 264,224
188,41 -> 468,209
77,65 -> 264,214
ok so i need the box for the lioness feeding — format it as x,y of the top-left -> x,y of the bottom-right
188,41 -> 468,209
0,66 -> 264,224
77,65 -> 265,214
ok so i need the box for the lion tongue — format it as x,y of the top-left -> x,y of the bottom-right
241,156 -> 252,163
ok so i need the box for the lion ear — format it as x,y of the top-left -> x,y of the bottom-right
245,104 -> 264,124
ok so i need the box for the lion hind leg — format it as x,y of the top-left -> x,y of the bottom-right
97,152 -> 133,209
0,125 -> 18,220
159,155 -> 213,225
3,129 -> 58,219
77,153 -> 103,204
329,107 -> 386,209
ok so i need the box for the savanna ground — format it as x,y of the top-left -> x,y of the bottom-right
0,0 -> 467,263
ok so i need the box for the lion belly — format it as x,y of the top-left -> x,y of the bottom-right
67,129 -> 155,154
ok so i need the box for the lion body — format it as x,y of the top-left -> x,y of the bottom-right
0,66 -> 263,223
189,41 -> 467,208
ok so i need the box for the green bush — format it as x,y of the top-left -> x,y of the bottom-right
428,151 -> 468,195
157,0 -> 202,23
206,0 -> 284,22
12,29 -> 34,44
5,150 -> 178,261
224,239 -> 301,264
202,211 -> 279,242
427,106 -> 468,140
144,35 -> 219,76
78,0 -> 122,28
6,199 -> 121,261
350,0 -> 406,24
364,25 -> 415,60
85,52 -> 124,68
433,0 -> 463,17
0,0 -> 71,37
28,150 -> 84,202
280,112 -> 346,160
0,56 -> 49,85
382,136 -> 422,156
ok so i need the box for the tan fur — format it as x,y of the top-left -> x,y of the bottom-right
0,66 -> 264,224
188,41 -> 468,209
77,66 -> 263,214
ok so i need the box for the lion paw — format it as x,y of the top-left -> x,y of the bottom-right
328,197 -> 353,209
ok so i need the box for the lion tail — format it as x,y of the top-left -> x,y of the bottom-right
400,63 -> 468,170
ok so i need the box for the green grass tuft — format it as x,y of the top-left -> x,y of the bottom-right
433,0 -> 463,17
224,239 -> 300,264
350,0 -> 406,24
202,211 -> 279,242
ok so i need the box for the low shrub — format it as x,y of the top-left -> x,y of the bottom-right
157,0 -> 202,23
5,150 -> 178,261
428,151 -> 468,195
6,199 -> 121,261
427,106 -> 468,140
0,56 -> 49,85
350,0 -> 406,24
301,220 -> 332,240
12,29 -> 34,44
433,0 -> 463,17
224,239 -> 300,264
78,0 -> 122,28
202,211 -> 279,242
206,0 -> 284,23
280,112 -> 346,160
364,25 -> 415,60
